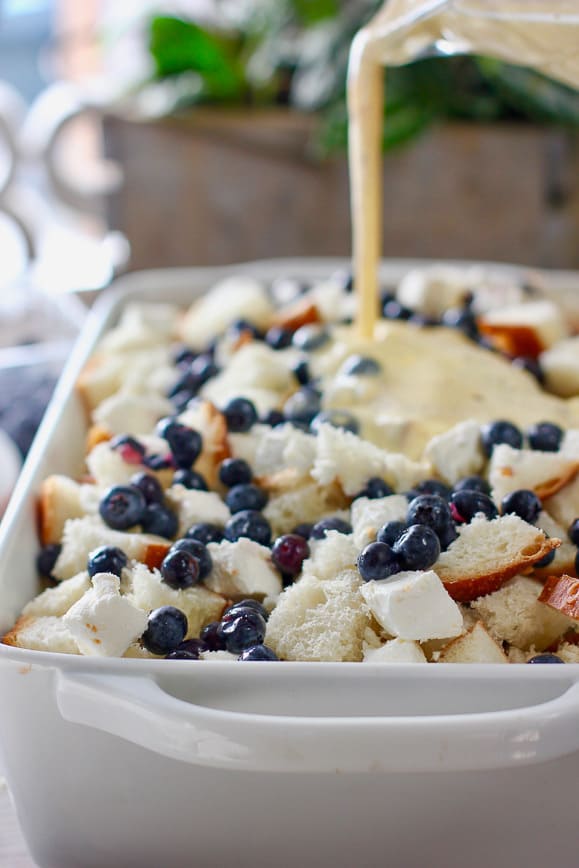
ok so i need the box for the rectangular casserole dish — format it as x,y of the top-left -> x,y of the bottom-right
1,258 -> 579,868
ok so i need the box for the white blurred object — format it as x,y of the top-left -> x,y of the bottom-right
0,428 -> 21,518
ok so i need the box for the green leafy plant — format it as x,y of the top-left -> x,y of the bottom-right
145,1 -> 579,152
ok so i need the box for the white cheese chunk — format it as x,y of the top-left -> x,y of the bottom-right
205,538 -> 282,598
360,570 -> 463,641
363,638 -> 427,663
424,419 -> 484,485
63,573 -> 148,657
351,495 -> 408,549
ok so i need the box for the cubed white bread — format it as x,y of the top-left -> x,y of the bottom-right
396,266 -> 470,317
114,348 -> 175,398
360,570 -> 463,642
126,562 -> 225,638
561,428 -> 579,460
53,515 -> 170,580
302,531 -> 358,581
99,303 -> 179,352
556,642 -> 579,663
479,300 -> 568,355
2,615 -> 80,654
306,278 -> 351,323
165,486 -> 230,536
363,638 -> 427,663
204,538 -> 282,599
178,399 -> 231,488
323,373 -> 381,407
471,575 -> 574,651
265,570 -> 369,662
438,622 -> 508,664
263,480 -> 348,537
351,495 -> 408,549
534,510 -> 577,577
22,571 -> 90,618
180,276 -> 273,347
76,353 -> 127,412
93,391 -> 173,437
63,573 -> 148,657
423,420 -> 485,485
540,337 -> 579,398
38,475 -> 86,544
235,423 -> 317,479
488,444 -> 579,504
543,473 -> 579,530
433,515 -> 556,602
85,441 -> 142,488
201,344 -> 293,416
312,423 -> 428,496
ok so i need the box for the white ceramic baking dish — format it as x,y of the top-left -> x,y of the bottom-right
1,259 -> 579,868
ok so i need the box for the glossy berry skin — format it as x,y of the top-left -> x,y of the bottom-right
341,355 -> 382,377
441,307 -> 479,341
130,472 -> 165,505
450,491 -> 498,524
168,369 -> 201,401
357,541 -> 400,582
225,510 -> 272,546
354,477 -> 394,500
141,503 -> 179,539
283,387 -> 321,426
406,495 -> 456,549
262,410 -> 285,428
109,434 -> 145,465
377,521 -> 406,547
143,453 -> 175,471
200,621 -> 226,651
568,518 -> 579,546
265,326 -> 293,350
271,534 -> 310,576
36,543 -> 61,578
310,517 -> 352,540
142,606 -> 188,656
87,545 -> 128,579
223,397 -> 258,433
393,524 -> 441,571
218,610 -> 267,654
310,410 -> 359,435
453,476 -> 491,496
292,325 -> 330,352
480,420 -> 523,457
218,458 -> 253,488
527,422 -> 563,453
170,538 -> 212,579
527,653 -> 565,664
382,299 -> 412,320
99,485 -> 146,531
161,549 -> 200,589
239,644 -> 278,661
223,599 -> 269,622
156,419 -> 202,469
190,354 -> 219,385
173,345 -> 197,367
292,522 -> 314,540
534,545 -> 556,569
292,360 -> 311,386
166,638 -> 208,660
172,468 -> 208,490
414,479 -> 452,500
501,489 -> 542,524
225,483 -> 268,514
186,522 -> 224,545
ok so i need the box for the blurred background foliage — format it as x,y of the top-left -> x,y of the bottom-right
143,0 -> 579,153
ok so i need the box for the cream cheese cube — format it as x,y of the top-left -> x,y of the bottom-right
205,538 -> 282,599
424,420 -> 484,485
360,570 -> 463,641
166,486 -> 230,535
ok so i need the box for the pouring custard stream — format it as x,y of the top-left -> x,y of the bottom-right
348,0 -> 579,339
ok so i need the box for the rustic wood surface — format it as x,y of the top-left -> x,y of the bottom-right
0,784 -> 36,866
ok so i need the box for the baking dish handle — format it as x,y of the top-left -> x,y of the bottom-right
56,672 -> 579,774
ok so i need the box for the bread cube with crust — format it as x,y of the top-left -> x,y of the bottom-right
478,300 -> 568,358
363,638 -> 427,663
180,276 -> 274,348
534,510 -> 577,578
93,391 -> 173,437
539,575 -> 579,621
488,443 -> 579,504
438,622 -> 508,664
541,336 -> 579,397
2,615 -> 80,654
178,399 -> 230,488
424,419 -> 485,485
23,571 -> 90,618
204,538 -> 282,599
39,475 -> 87,545
263,479 -> 348,537
543,473 -> 579,530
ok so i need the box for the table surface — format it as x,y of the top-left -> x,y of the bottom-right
0,784 -> 35,866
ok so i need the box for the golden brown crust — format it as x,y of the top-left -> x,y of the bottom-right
38,476 -> 83,546
1,614 -> 35,647
193,401 -> 231,489
534,464 -> 579,500
76,354 -> 104,414
143,543 -> 171,571
477,322 -> 544,359
271,299 -> 320,332
85,424 -> 112,454
539,574 -> 579,621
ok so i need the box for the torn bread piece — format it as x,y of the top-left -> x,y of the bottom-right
434,514 -> 557,602
178,399 -> 230,488
351,494 -> 409,549
539,575 -> 579,622
363,638 -> 427,663
540,336 -> 579,398
22,571 -> 90,618
204,538 -> 282,599
180,276 -> 274,348
488,443 -> 579,504
438,622 -> 508,664
2,615 -> 80,654
534,510 -> 577,578
478,300 -> 568,358
424,419 -> 485,486
38,475 -> 87,545
302,531 -> 358,581
93,391 -> 173,438
543,472 -> 579,531
165,486 -> 230,536
263,479 -> 348,537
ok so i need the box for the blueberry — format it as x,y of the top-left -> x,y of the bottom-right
534,544 -> 556,569
414,479 -> 452,500
223,599 -> 269,622
109,434 -> 146,465
130,472 -> 165,505
143,453 -> 175,471
310,517 -> 352,540
377,521 -> 407,547
186,522 -> 224,545
450,491 -> 498,524
142,606 -> 188,655
480,420 -> 523,457
283,387 -> 321,426
527,422 -> 563,453
310,410 -> 359,435
511,356 -> 544,385
170,538 -> 212,579
382,299 -> 412,320
453,475 -> 491,496
404,490 -> 419,503
200,621 -> 226,651
87,545 -> 128,578
141,503 -> 179,539
527,653 -> 565,664
442,307 -> 479,341
173,345 -> 197,367
341,355 -> 382,377
392,524 -> 441,571
292,359 -> 311,385
190,354 -> 219,384
239,644 -> 278,661
271,534 -> 310,576
36,543 -> 61,578
156,419 -> 202,469
218,610 -> 267,654
223,397 -> 258,433
357,541 -> 400,581
225,510 -> 272,546
168,369 -> 201,401
219,458 -> 253,488
99,485 -> 146,530
161,549 -> 200,589
568,519 -> 579,545
292,325 -> 330,352
501,489 -> 541,524
406,495 -> 456,549
262,410 -> 285,427
226,483 -> 268,513
172,468 -> 208,490
229,319 -> 263,340
265,326 -> 293,350
354,477 -> 394,500
165,638 -> 207,660
292,522 -> 314,539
